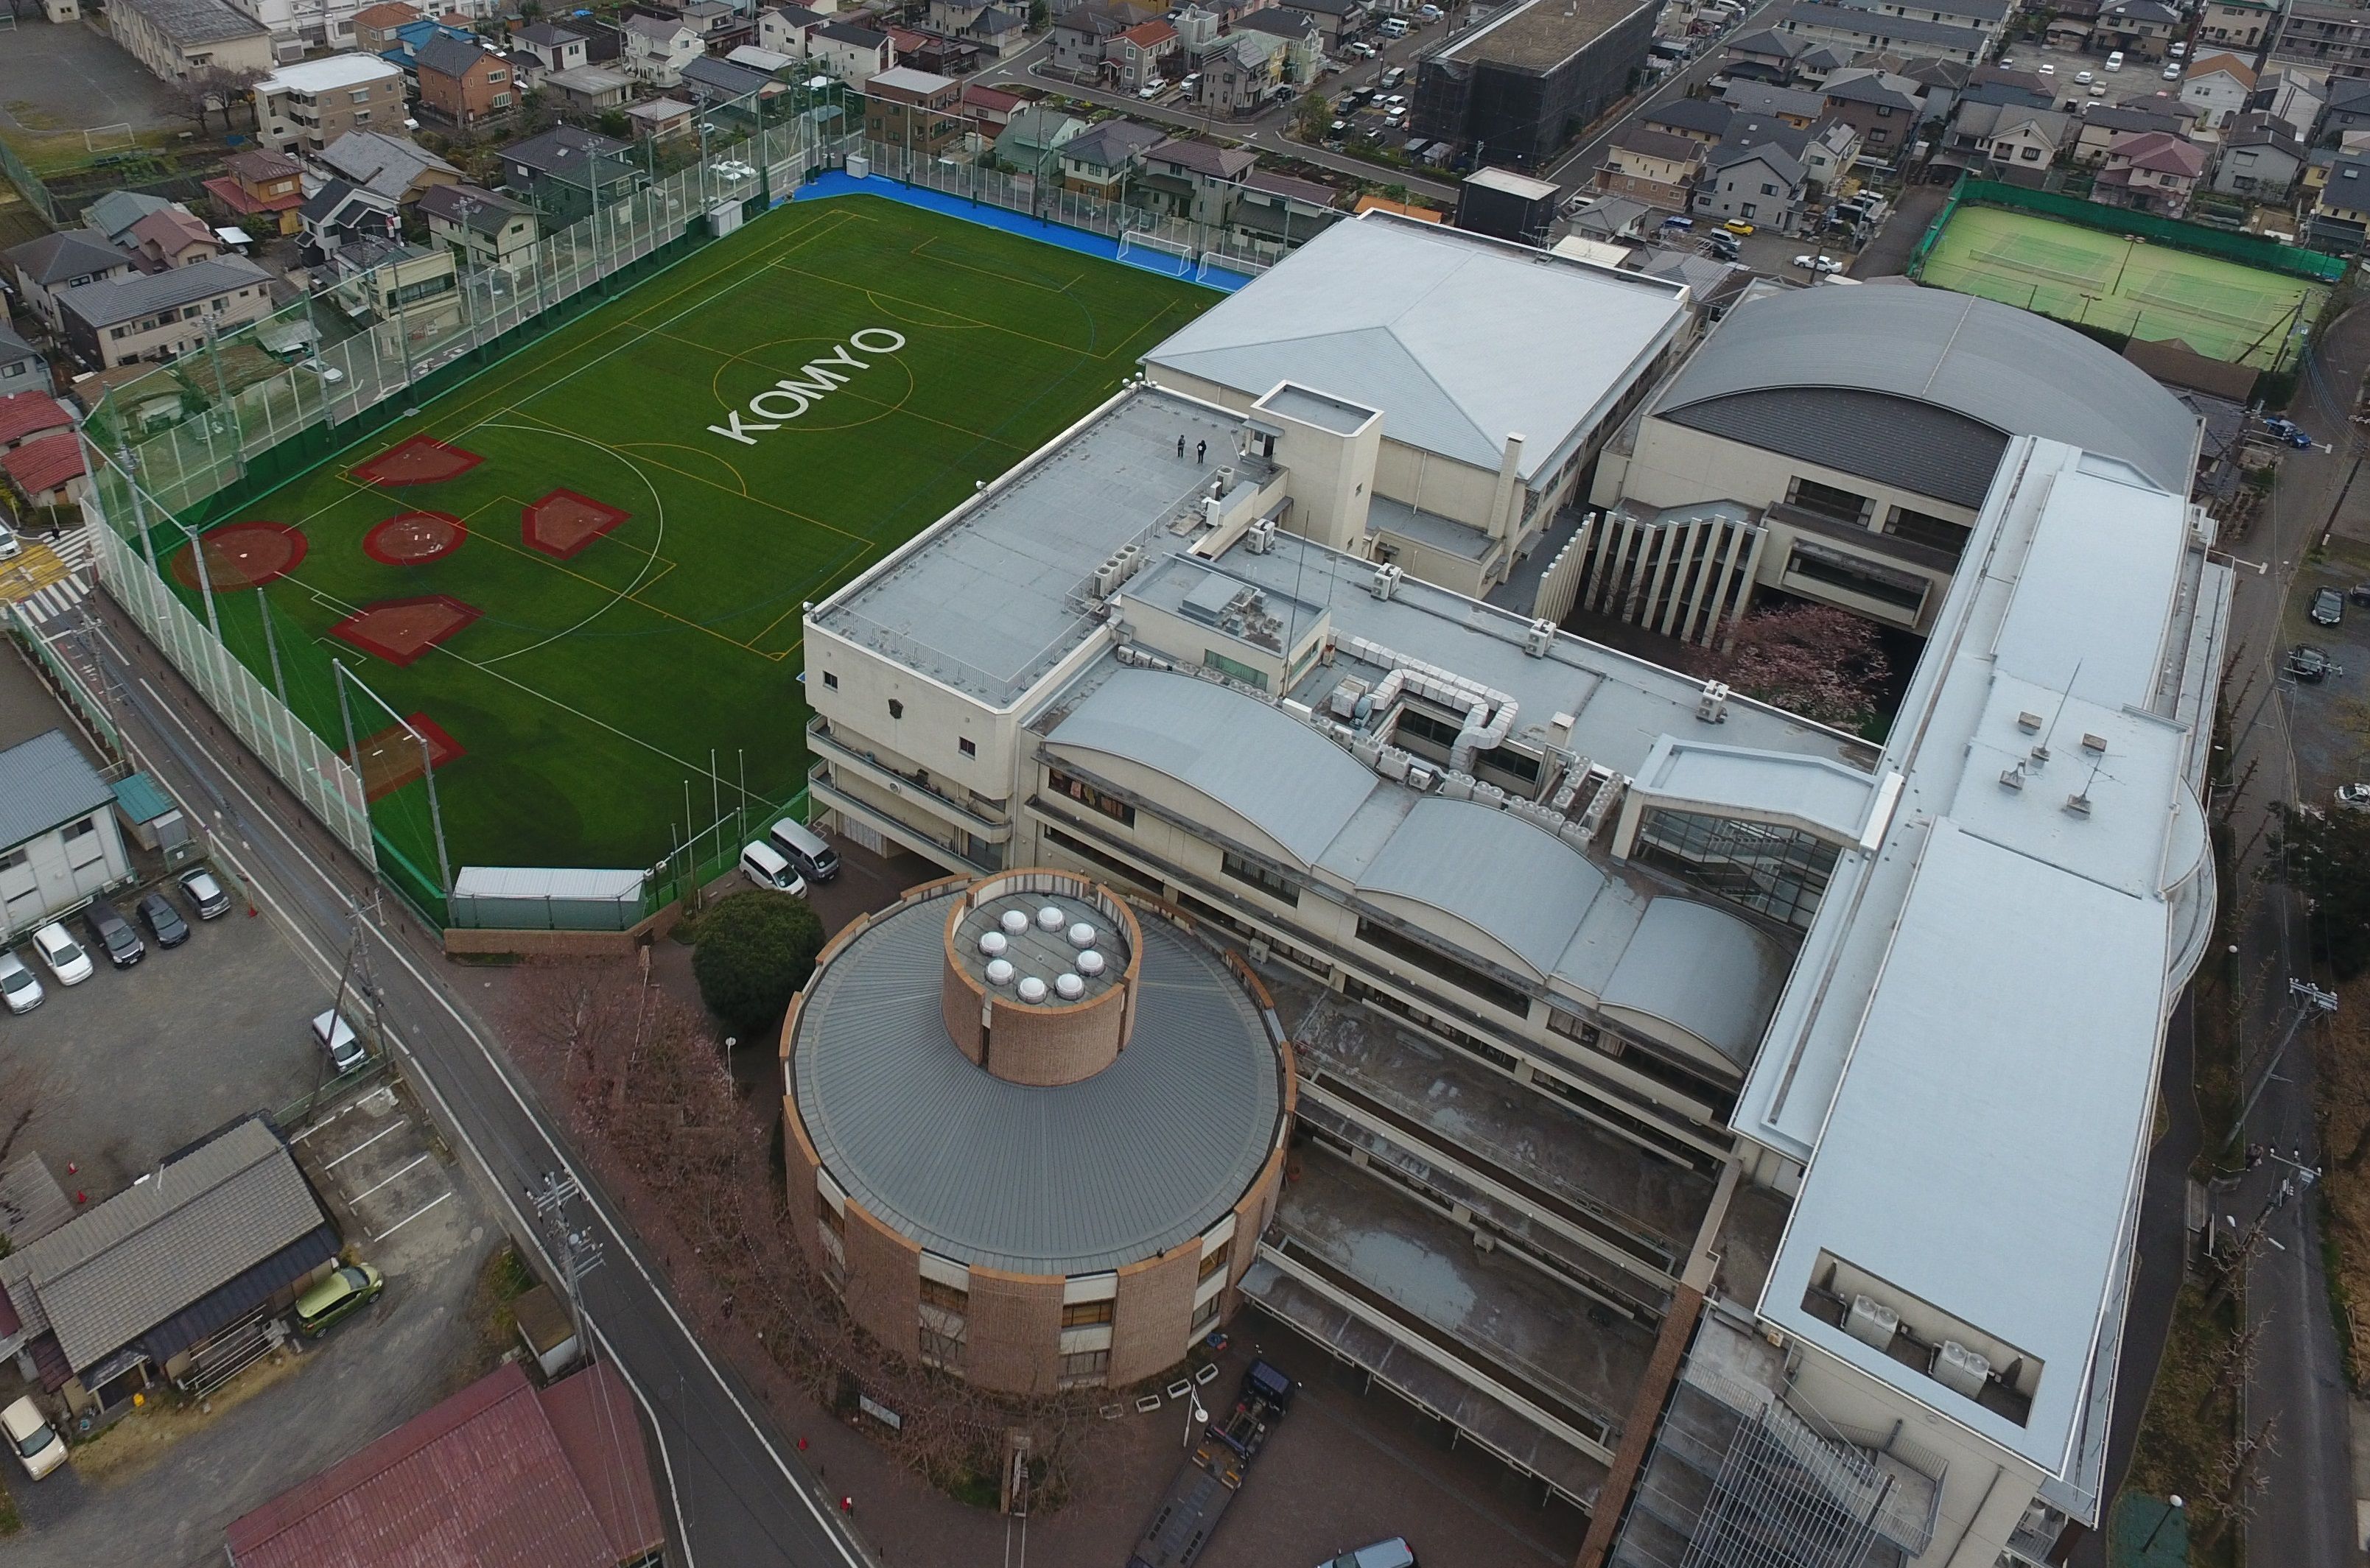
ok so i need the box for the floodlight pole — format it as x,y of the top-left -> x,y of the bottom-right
116,443 -> 160,582
176,518 -> 224,644
417,725 -> 453,896
332,657 -> 361,778
256,586 -> 287,707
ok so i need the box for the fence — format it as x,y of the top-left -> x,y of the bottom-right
8,603 -> 121,759
1911,175 -> 2350,284
0,133 -> 59,230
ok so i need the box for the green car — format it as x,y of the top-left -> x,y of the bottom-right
295,1262 -> 384,1337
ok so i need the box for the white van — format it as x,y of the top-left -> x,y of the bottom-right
768,818 -> 841,883
1378,15 -> 1408,35
740,840 -> 807,896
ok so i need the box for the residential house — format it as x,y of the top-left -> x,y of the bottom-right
864,66 -> 967,155
203,151 -> 307,239
1825,0 -> 2008,40
513,21 -> 589,71
808,20 -> 895,87
418,182 -> 538,267
0,731 -> 122,921
105,0 -> 274,85
2325,75 -> 2370,138
0,1116 -> 335,1414
81,192 -> 176,247
544,63 -> 637,110
379,15 -> 475,80
1111,18 -> 1179,91
0,393 -> 76,464
1275,0 -> 1366,50
1598,125 -> 1705,208
298,179 -> 402,256
2313,149 -> 2370,249
1230,168 -> 1343,257
2045,11 -> 2094,49
1570,191 -> 1652,239
623,15 -> 705,87
324,242 -> 458,329
623,97 -> 698,140
1721,27 -> 1805,84
1790,43 -> 1852,85
2181,53 -> 2257,131
315,130 -> 463,205
993,105 -> 1086,173
1722,79 -> 1825,126
2251,71 -> 2326,141
2215,112 -> 2307,197
416,33 -> 516,127
680,53 -> 782,106
0,395 -> 83,509
500,127 -> 640,223
253,55 -> 409,153
1049,0 -> 1149,80
1696,138 -> 1806,230
0,326 -> 47,396
1942,99 -> 2070,178
1198,29 -> 1287,115
1229,7 -> 1323,83
757,2 -> 827,55
1140,137 -> 1257,222
959,6 -> 1028,57
352,0 -> 422,50
2198,0 -> 2277,53
2073,98 -> 2200,162
127,207 -> 220,270
1800,117 -> 1862,189
1771,3 -> 1986,66
223,1362 -> 665,1568
1057,118 -> 1163,198
1643,96 -> 1733,145
0,430 -> 86,511
2,231 -> 142,331
2276,1 -> 2370,81
680,0 -> 754,52
961,80 -> 1024,131
1885,52 -> 1971,115
1819,66 -> 1924,155
2094,0 -> 2181,60
2094,129 -> 2208,215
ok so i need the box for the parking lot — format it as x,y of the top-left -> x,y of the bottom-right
2282,538 -> 2370,805
1994,41 -> 2194,113
290,1080 -> 463,1269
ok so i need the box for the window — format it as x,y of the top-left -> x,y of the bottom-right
821,671 -> 838,689
1633,806 -> 1841,929
354,110 -> 371,123
0,849 -> 26,873
1885,505 -> 1972,554
817,1193 -> 844,1236
958,737 -> 976,757
491,91 -> 513,108
1761,182 -> 1777,195
921,1277 -> 969,1312
1221,850 -> 1299,906
1785,541 -> 1928,612
349,88 -> 373,102
487,69 -> 508,83
61,819 -> 94,841
1059,1347 -> 1111,1382
1044,826 -> 1142,882
1785,475 -> 1873,525
1048,767 -> 1135,826
2020,145 -> 2041,161
1199,1239 -> 1231,1282
1061,1299 -> 1115,1327
1741,201 -> 1758,217
1202,649 -> 1268,690
1355,917 -> 1529,1016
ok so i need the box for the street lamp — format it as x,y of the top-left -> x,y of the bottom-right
1182,1389 -> 1208,1449
2139,1494 -> 2184,1555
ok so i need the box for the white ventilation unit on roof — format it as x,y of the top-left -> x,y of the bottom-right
1697,680 -> 1731,724
1524,618 -> 1556,658
1934,1340 -> 1991,1399
1370,563 -> 1404,600
1845,1293 -> 1899,1350
1246,518 -> 1277,554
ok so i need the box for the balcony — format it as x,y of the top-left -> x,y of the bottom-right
804,716 -> 1011,843
809,767 -> 1000,878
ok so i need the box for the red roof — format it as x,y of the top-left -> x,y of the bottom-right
962,82 -> 1022,113
1,434 -> 86,499
0,393 -> 73,449
353,0 -> 423,25
223,1361 -> 664,1568
204,176 -> 304,216
1118,17 -> 1176,46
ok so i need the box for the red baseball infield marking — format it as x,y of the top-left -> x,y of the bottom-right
170,521 -> 307,591
351,436 -> 485,488
362,510 -> 466,566
330,594 -> 481,667
347,713 -> 464,802
521,488 -> 632,560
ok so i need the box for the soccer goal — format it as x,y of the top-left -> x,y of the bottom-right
83,124 -> 136,154
1199,250 -> 1269,285
1117,230 -> 1196,279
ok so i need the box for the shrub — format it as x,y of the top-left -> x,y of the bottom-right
690,890 -> 826,1044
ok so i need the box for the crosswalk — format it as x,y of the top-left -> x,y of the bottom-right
0,527 -> 93,629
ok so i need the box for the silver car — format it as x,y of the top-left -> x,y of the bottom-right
0,951 -> 43,1013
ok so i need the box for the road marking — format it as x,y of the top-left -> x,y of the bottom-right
323,1118 -> 407,1168
292,1103 -> 356,1142
348,1151 -> 435,1203
370,1189 -> 452,1240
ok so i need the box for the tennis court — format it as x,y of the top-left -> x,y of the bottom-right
1917,204 -> 2325,368
154,193 -> 1213,894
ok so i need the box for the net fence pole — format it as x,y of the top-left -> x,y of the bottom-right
333,658 -> 360,780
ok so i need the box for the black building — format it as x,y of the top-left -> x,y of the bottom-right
1414,0 -> 1658,169
1454,166 -> 1562,245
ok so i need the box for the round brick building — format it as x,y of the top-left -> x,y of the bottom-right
782,871 -> 1294,1393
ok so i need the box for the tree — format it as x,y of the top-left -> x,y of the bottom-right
2265,801 -> 2370,977
691,890 -> 827,1044
1292,89 -> 1331,140
1686,602 -> 1892,734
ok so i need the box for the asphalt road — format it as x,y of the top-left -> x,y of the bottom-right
57,608 -> 864,1567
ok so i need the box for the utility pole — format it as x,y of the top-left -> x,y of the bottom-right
525,1168 -> 607,1342
2229,978 -> 2338,1147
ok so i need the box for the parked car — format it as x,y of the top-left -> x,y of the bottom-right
2075,69 -> 2094,83
2350,583 -> 2370,608
83,897 -> 143,968
2336,782 -> 2370,811
2162,63 -> 2181,79
2313,586 -> 2346,626
2105,49 -> 2123,70
1703,233 -> 1742,260
136,890 -> 189,948
1722,219 -> 1756,236
0,951 -> 42,1014
30,922 -> 91,986
179,865 -> 233,918
2288,644 -> 2336,682
739,840 -> 807,895
2169,40 -> 2186,56
295,1260 -> 385,1337
1,1396 -> 66,1482
312,1008 -> 368,1074
2089,81 -> 2107,96
295,356 -> 346,384
0,522 -> 21,561
2037,61 -> 2055,74
2263,415 -> 2313,447
1792,253 -> 1843,273
1319,1541 -> 1417,1568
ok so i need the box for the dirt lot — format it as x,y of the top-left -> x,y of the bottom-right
0,18 -> 186,145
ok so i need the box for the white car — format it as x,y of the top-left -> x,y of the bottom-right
2,1396 -> 64,1481
2169,40 -> 2186,55
296,356 -> 346,384
2338,782 -> 2370,811
2090,80 -> 2108,95
2037,62 -> 2054,74
2162,63 -> 2181,78
1792,253 -> 1843,273
31,923 -> 91,986
0,950 -> 43,1014
2075,68 -> 2094,83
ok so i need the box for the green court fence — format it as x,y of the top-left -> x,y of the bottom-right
0,134 -> 60,230
1912,175 -> 2350,285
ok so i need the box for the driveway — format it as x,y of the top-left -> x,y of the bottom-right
0,19 -> 183,138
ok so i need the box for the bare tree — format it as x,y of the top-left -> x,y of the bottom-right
1686,602 -> 1893,734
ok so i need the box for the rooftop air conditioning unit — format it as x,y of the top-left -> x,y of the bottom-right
1934,1340 -> 1991,1399
1328,677 -> 1370,718
1524,618 -> 1556,658
1094,561 -> 1123,597
1375,748 -> 1412,781
1246,518 -> 1277,554
1845,1294 -> 1899,1351
1406,763 -> 1437,791
1370,563 -> 1405,600
1697,680 -> 1731,724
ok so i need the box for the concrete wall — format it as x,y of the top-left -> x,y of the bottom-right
0,807 -> 131,941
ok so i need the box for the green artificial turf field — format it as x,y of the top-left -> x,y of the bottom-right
158,194 -> 1214,900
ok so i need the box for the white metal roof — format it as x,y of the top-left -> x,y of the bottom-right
258,53 -> 403,93
1143,212 -> 1689,482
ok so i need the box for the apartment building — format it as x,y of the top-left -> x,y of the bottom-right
253,54 -> 410,152
862,66 -> 969,155
56,256 -> 276,369
2274,0 -> 2370,80
107,0 -> 273,82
